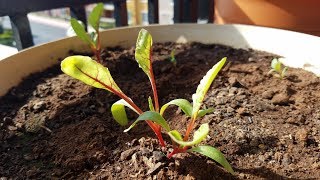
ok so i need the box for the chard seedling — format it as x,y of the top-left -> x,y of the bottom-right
71,3 -> 104,63
268,58 -> 288,79
61,29 -> 234,174
170,49 -> 177,66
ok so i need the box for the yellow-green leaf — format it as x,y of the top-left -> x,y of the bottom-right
198,108 -> 214,118
271,58 -> 281,73
111,99 -> 139,126
124,111 -> 170,132
61,55 -> 122,93
89,3 -> 104,31
160,99 -> 192,116
135,29 -> 152,77
188,145 -> 235,174
192,58 -> 226,119
168,123 -> 209,147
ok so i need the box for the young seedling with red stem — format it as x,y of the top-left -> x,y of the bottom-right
71,3 -> 104,63
61,27 -> 234,174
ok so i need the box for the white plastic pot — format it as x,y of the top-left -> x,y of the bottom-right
1,24 -> 320,96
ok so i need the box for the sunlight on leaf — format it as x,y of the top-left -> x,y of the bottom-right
271,58 -> 281,73
111,99 -> 139,126
160,99 -> 192,116
188,145 -> 235,175
192,58 -> 226,119
61,56 -> 122,93
168,123 -> 209,147
71,18 -> 93,46
135,29 -> 152,77
124,111 -> 170,132
89,3 -> 104,31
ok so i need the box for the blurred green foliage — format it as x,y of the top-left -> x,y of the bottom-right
0,29 -> 15,47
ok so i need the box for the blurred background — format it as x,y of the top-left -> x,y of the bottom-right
2,0 -> 318,59
0,0 -> 213,59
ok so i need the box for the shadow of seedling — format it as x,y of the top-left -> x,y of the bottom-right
176,154 -> 236,179
236,136 -> 279,155
236,167 -> 317,180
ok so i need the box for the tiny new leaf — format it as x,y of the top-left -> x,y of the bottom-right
168,123 -> 209,147
89,3 -> 104,31
192,58 -> 226,119
135,29 -> 152,77
197,108 -> 214,118
70,18 -> 93,46
271,58 -> 281,73
160,99 -> 192,116
111,99 -> 139,126
148,96 -> 155,111
61,56 -> 122,93
124,111 -> 170,132
170,49 -> 176,65
160,99 -> 214,118
188,145 -> 235,174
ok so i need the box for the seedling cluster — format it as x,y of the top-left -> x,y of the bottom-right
61,4 -> 234,175
268,58 -> 288,79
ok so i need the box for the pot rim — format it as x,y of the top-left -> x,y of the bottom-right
1,24 -> 320,96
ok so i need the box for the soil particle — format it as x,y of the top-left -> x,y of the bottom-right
236,107 -> 250,116
261,90 -> 275,99
32,100 -> 46,112
147,162 -> 164,175
271,93 -> 290,105
295,128 -> 308,144
152,151 -> 165,162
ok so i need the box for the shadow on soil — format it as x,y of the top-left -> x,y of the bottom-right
236,135 -> 279,155
236,167 -> 317,180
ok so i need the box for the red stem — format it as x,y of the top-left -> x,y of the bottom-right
90,31 -> 101,63
183,117 -> 196,141
113,91 -> 165,147
75,66 -> 166,146
149,49 -> 159,112
148,48 -> 163,145
167,146 -> 188,159
96,30 -> 102,63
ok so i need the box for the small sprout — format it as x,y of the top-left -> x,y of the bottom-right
170,49 -> 177,66
71,3 -> 104,63
268,58 -> 288,79
60,29 -> 233,175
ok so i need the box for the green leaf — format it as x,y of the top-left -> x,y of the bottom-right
168,123 -> 209,147
170,49 -> 176,65
271,58 -> 281,73
70,18 -> 93,46
135,29 -> 152,77
124,111 -> 170,132
188,145 -> 235,175
198,108 -> 214,118
148,96 -> 155,111
61,55 -> 122,93
89,3 -> 104,31
111,99 -> 139,126
160,99 -> 192,116
192,58 -> 226,119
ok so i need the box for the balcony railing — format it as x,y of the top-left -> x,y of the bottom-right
0,0 -> 214,50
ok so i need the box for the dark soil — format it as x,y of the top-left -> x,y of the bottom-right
0,42 -> 319,179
